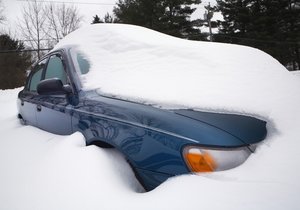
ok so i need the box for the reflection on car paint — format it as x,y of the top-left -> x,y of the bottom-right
17,46 -> 267,191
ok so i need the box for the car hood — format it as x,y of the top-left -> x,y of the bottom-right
174,110 -> 267,145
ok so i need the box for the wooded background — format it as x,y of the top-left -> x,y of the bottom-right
0,0 -> 299,89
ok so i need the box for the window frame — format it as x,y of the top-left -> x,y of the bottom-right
25,57 -> 49,93
25,51 -> 71,94
44,54 -> 68,85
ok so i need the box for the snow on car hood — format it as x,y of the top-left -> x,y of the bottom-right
53,24 -> 299,124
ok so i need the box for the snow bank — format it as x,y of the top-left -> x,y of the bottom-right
292,70 -> 300,78
1,25 -> 300,210
1,85 -> 300,209
0,90 -> 144,210
54,24 -> 298,123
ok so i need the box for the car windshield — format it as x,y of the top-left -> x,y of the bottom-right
70,47 -> 90,75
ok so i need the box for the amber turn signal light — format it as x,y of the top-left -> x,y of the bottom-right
185,151 -> 217,172
183,146 -> 252,173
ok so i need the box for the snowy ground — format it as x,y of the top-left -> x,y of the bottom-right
0,71 -> 299,210
293,70 -> 300,78
1,24 -> 300,209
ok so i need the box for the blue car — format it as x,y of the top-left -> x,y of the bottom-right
17,33 -> 267,191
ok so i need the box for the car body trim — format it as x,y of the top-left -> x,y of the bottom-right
74,109 -> 199,144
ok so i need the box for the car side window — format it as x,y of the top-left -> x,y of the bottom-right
44,54 -> 67,84
28,59 -> 47,92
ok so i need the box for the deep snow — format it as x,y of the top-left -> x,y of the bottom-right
54,24 -> 297,121
0,25 -> 300,210
293,70 -> 300,78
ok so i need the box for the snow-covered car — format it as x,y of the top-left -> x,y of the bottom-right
17,24 -> 267,191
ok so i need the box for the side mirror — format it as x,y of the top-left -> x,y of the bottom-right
37,78 -> 72,95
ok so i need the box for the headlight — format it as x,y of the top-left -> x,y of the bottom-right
183,146 -> 252,173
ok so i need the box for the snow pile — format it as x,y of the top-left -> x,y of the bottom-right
54,24 -> 297,121
1,25 -> 300,210
0,89 -> 144,210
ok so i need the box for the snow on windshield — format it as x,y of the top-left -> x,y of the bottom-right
54,24 -> 298,121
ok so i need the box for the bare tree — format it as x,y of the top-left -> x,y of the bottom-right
0,0 -> 5,24
44,2 -> 83,45
18,0 -> 83,59
18,0 -> 48,59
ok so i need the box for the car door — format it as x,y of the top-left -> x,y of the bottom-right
19,58 -> 48,127
35,53 -> 73,135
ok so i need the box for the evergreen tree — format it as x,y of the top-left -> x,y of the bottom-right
113,0 -> 203,39
284,0 -> 300,70
216,0 -> 300,70
0,35 -> 32,89
92,15 -> 102,24
103,13 -> 115,23
92,13 -> 115,24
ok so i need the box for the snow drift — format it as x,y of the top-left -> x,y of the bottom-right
1,24 -> 300,210
54,24 -> 297,121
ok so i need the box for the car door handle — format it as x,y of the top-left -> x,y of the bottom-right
21,101 -> 24,106
37,105 -> 42,112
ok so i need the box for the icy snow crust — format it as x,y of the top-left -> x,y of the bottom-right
1,25 -> 299,210
54,24 -> 295,119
